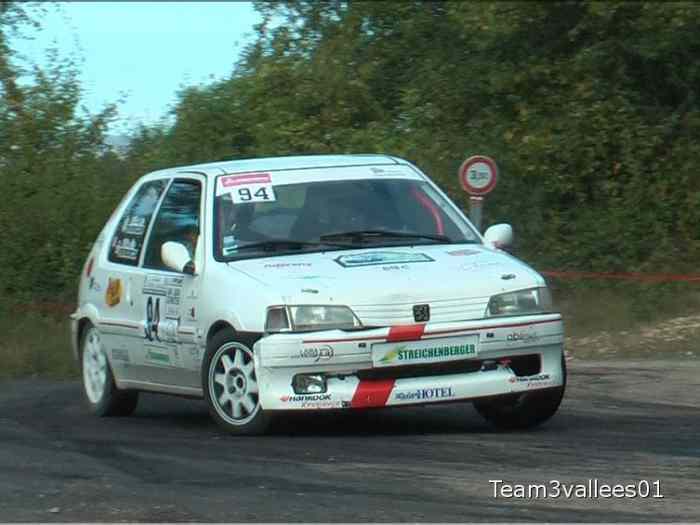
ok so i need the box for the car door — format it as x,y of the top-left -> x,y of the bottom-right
137,175 -> 205,389
100,178 -> 170,383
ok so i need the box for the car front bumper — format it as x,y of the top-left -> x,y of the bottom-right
254,313 -> 565,411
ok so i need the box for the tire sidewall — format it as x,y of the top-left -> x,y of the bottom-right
80,325 -> 117,416
202,328 -> 269,435
475,354 -> 567,430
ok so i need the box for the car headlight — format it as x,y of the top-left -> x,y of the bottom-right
486,287 -> 554,317
265,305 -> 362,332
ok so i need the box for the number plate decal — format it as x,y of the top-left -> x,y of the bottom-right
372,336 -> 479,368
217,172 -> 277,203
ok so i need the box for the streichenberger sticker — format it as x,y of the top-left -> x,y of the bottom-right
380,342 -> 476,364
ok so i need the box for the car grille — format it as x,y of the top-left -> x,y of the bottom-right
351,296 -> 489,325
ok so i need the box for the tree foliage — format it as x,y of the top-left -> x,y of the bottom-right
3,1 -> 700,300
131,0 -> 700,275
0,2 -> 120,297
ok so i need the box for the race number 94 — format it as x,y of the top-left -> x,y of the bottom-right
238,187 -> 270,201
232,184 -> 276,204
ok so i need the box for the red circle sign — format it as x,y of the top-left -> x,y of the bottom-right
459,155 -> 498,196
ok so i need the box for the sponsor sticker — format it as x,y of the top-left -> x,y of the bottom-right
298,345 -> 334,362
279,393 -> 343,409
505,329 -> 540,345
280,393 -> 331,402
394,387 -> 455,402
335,251 -> 434,268
113,237 -> 139,260
146,346 -> 170,364
301,400 -> 344,409
370,167 -> 408,177
105,278 -> 122,307
223,235 -> 239,255
446,249 -> 480,257
382,264 -> 410,271
143,274 -> 183,296
111,348 -> 130,362
264,262 -> 312,269
373,336 -> 478,367
121,214 -> 146,235
459,260 -> 501,272
217,173 -> 277,203
509,373 -> 556,388
88,277 -> 102,292
143,274 -> 183,318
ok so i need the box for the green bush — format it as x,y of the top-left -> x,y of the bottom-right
2,1 -> 700,371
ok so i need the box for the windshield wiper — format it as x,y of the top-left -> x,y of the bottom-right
232,239 -> 354,252
320,229 -> 454,244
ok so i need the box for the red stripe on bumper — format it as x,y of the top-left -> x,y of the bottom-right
351,379 -> 395,408
386,324 -> 425,342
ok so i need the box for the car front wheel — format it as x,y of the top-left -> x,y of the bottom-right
473,357 -> 566,430
203,329 -> 272,435
80,324 -> 138,416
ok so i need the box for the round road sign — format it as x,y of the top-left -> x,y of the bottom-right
459,155 -> 498,196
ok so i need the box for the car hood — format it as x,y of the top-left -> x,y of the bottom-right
227,244 -> 545,325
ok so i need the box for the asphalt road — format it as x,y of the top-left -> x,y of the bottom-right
1,360 -> 699,522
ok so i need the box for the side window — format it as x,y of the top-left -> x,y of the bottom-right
109,180 -> 168,266
143,179 -> 202,271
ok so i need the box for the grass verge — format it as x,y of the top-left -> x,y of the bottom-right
1,281 -> 699,379
0,302 -> 77,380
552,280 -> 700,359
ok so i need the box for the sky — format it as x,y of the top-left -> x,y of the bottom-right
12,1 -> 262,134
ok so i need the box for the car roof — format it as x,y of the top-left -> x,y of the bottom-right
142,154 -> 408,180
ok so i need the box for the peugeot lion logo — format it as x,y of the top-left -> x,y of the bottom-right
413,304 -> 430,322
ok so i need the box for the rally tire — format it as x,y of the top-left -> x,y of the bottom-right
203,328 -> 272,435
474,356 -> 567,430
80,324 -> 139,417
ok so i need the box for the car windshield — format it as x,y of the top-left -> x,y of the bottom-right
214,176 -> 480,261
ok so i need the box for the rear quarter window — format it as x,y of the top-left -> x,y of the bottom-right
108,180 -> 168,266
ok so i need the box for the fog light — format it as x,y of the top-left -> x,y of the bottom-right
480,360 -> 497,371
292,374 -> 327,395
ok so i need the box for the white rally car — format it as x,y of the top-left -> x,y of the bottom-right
70,154 -> 566,434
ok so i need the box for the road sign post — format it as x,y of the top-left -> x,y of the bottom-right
458,155 -> 498,232
468,196 -> 484,232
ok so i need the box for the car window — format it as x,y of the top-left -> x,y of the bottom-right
108,180 -> 168,266
143,179 -> 202,270
246,185 -> 307,239
215,177 -> 479,260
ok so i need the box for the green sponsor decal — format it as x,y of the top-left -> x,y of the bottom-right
380,343 -> 476,364
379,347 -> 404,364
147,349 -> 170,363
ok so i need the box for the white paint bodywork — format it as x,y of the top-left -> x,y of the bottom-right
70,154 -> 565,410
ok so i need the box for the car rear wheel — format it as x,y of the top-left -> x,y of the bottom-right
80,325 -> 138,416
474,356 -> 566,430
203,329 -> 272,435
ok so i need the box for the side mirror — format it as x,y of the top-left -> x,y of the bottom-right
162,241 -> 195,275
484,223 -> 513,249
